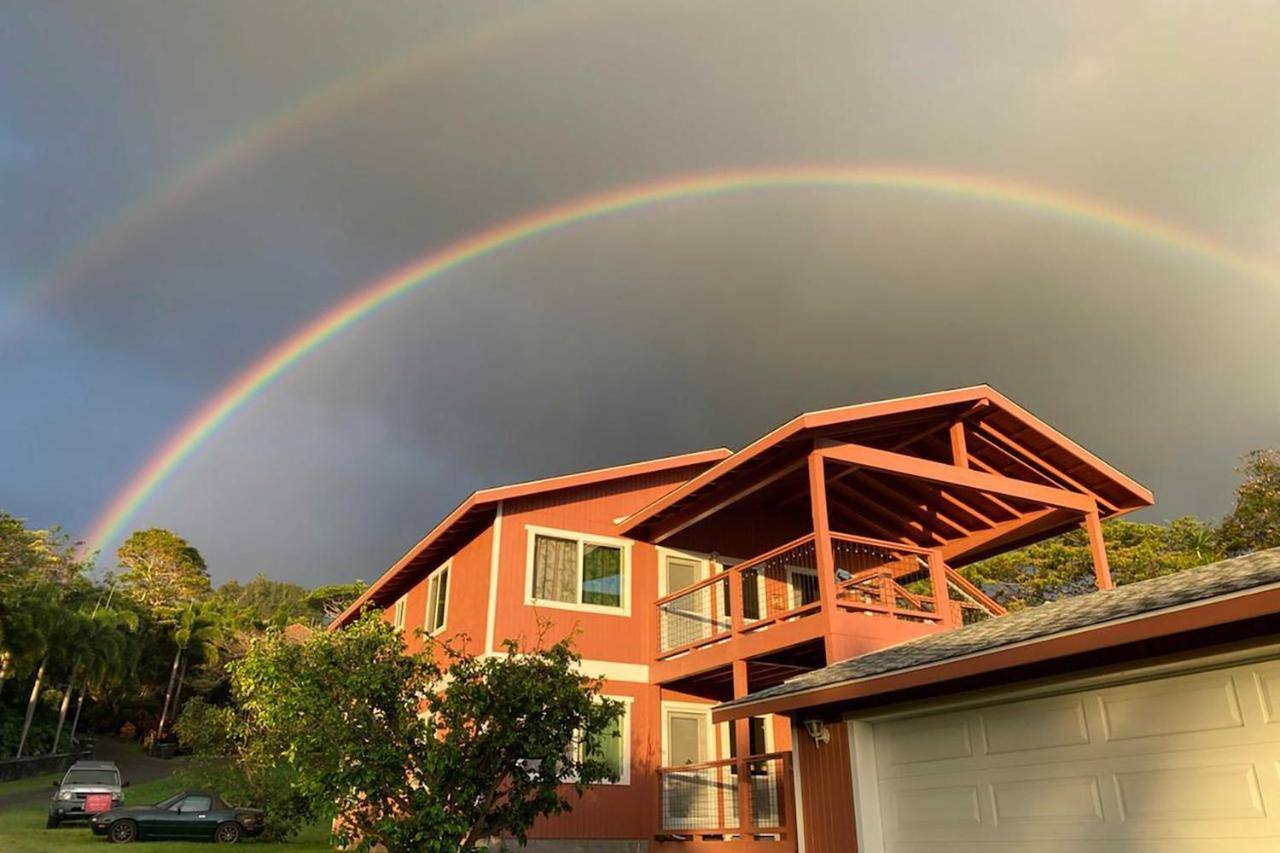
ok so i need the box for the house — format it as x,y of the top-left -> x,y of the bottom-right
715,547 -> 1280,852
332,385 -> 1159,852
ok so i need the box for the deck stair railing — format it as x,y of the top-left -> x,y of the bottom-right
655,532 -> 1003,658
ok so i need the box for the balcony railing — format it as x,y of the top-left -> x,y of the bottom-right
655,532 -> 1000,659
657,752 -> 793,842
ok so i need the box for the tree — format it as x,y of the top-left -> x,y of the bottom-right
211,575 -> 311,628
156,601 -> 223,739
961,517 -> 1224,609
303,581 -> 366,625
194,614 -> 621,851
1218,449 -> 1280,555
116,529 -> 211,611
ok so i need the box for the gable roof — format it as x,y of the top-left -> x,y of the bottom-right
715,547 -> 1280,720
618,385 -> 1154,543
330,447 -> 730,628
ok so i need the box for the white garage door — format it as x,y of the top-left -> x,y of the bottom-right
864,654 -> 1280,852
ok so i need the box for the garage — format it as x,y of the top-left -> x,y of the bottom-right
862,653 -> 1280,851
714,548 -> 1280,853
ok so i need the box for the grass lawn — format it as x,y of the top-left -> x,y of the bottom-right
0,774 -> 334,851
0,771 -> 63,795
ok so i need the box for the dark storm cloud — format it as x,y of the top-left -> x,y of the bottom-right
2,1 -> 1278,584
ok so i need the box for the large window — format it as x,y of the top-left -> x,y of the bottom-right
425,565 -> 449,635
526,527 -> 630,615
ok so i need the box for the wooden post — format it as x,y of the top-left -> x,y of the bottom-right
927,550 -> 954,626
1085,508 -> 1113,591
950,420 -> 969,468
733,660 -> 753,838
808,451 -> 839,661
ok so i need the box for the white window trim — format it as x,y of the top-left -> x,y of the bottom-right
564,694 -> 634,786
392,595 -> 407,632
524,524 -> 633,617
424,562 -> 451,636
785,564 -> 819,611
660,701 -> 717,767
657,547 -> 712,596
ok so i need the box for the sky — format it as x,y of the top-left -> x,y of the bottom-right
2,0 -> 1279,587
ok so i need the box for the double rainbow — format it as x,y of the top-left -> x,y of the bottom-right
80,166 -> 1280,556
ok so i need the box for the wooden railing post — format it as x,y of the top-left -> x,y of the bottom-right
729,569 -> 744,637
732,660 -> 752,838
808,450 -> 838,660
927,550 -> 954,626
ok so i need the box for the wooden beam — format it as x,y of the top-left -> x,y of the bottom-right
826,490 -> 916,546
1085,509 -> 1114,591
920,435 -> 1025,519
950,420 -> 969,468
651,455 -> 806,543
975,422 -> 1121,513
939,507 -> 1065,562
927,550 -> 955,627
829,481 -> 934,547
843,471 -> 967,541
877,475 -> 982,534
808,452 -> 839,663
818,441 -> 1096,513
849,466 -> 967,537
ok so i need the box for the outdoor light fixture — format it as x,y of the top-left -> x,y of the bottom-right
803,719 -> 830,745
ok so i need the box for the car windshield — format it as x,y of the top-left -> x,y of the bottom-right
154,793 -> 186,810
62,770 -> 118,786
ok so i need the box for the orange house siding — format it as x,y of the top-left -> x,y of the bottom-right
794,720 -> 857,852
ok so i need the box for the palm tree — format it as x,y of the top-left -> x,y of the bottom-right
51,606 -> 138,753
15,588 -> 70,758
156,602 -> 222,739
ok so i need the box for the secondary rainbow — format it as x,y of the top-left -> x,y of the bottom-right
11,0 -> 616,321
81,165 -> 1280,556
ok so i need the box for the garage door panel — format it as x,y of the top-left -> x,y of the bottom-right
1097,672 -> 1244,742
1253,663 -> 1280,723
869,657 -> 1280,851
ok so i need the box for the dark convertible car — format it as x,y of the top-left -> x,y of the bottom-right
89,790 -> 264,844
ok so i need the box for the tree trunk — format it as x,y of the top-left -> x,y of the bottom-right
157,647 -> 183,738
16,654 -> 49,758
51,660 -> 79,754
167,655 -> 189,737
68,677 -> 88,746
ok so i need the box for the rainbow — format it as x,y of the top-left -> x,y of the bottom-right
8,0 -> 617,328
80,165 -> 1280,556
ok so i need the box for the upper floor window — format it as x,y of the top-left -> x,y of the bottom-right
392,595 -> 407,632
425,565 -> 450,635
525,526 -> 631,615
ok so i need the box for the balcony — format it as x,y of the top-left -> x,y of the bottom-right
656,751 -> 795,848
653,531 -> 1004,681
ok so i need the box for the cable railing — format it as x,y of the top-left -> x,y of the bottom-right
655,531 -> 1005,659
657,752 -> 793,840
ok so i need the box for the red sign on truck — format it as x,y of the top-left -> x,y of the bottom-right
83,793 -> 113,814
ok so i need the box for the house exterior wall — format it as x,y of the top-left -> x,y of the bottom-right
379,464 -> 742,846
792,719 -> 858,853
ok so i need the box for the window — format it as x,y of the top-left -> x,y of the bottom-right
526,527 -> 630,614
425,566 -> 449,634
177,795 -> 212,813
568,697 -> 631,785
392,596 -> 406,632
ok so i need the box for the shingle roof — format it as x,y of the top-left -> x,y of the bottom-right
719,547 -> 1280,712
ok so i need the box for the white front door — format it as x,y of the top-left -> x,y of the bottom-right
859,654 -> 1280,852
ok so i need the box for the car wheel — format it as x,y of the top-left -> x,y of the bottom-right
214,821 -> 242,844
45,815 -> 58,829
108,819 -> 137,843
